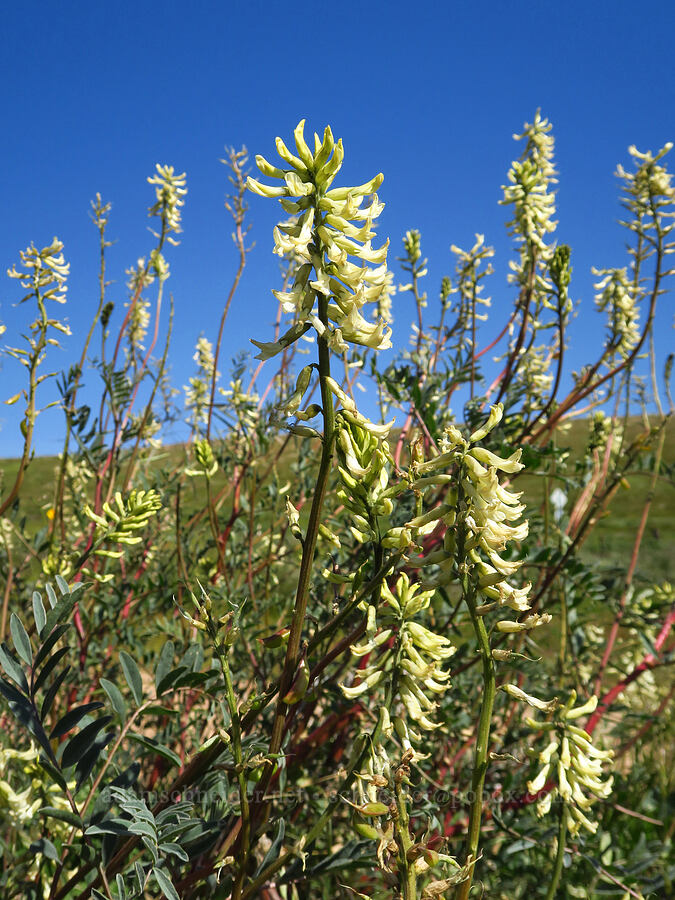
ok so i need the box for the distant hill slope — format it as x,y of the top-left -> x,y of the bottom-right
1,416 -> 672,581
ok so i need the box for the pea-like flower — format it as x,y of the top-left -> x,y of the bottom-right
84,489 -> 162,559
184,336 -> 217,429
593,266 -> 640,360
247,120 -> 392,358
409,403 -> 534,621
335,413 -> 394,546
185,438 -> 218,478
340,573 -> 454,738
526,691 -> 614,836
147,164 -> 187,243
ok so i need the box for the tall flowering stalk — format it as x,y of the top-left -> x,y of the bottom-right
244,119 -> 394,898
526,692 -> 614,899
1,240 -> 70,517
408,402 -> 546,897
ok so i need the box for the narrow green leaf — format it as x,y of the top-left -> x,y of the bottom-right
40,805 -> 82,828
155,640 -> 175,694
10,614 -> 32,666
45,582 -> 58,609
33,624 -> 70,671
119,651 -> 143,706
257,818 -> 285,877
33,646 -> 70,695
0,676 -> 27,705
75,730 -> 115,790
40,665 -> 71,720
153,867 -> 180,900
43,594 -> 77,637
54,574 -> 70,596
0,643 -> 29,693
60,716 -> 113,769
171,671 -> 211,690
100,677 -> 127,719
32,592 -> 47,637
50,701 -> 104,739
157,842 -> 189,863
128,732 -> 182,768
129,820 -> 156,839
38,755 -> 69,792
29,837 -> 60,862
85,819 -> 131,837
156,666 -> 188,696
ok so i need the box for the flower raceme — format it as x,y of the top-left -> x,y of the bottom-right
408,404 -> 541,628
341,573 -> 455,739
247,120 -> 392,358
526,692 -> 614,836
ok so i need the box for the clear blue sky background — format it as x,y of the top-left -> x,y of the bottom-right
1,1 -> 673,456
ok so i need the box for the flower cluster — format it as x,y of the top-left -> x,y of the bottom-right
147,164 -> 188,242
0,744 -> 74,896
84,488 -> 162,564
184,336 -> 217,429
593,266 -> 641,360
221,377 -> 260,435
185,437 -> 218,478
584,411 -> 623,460
335,412 -> 394,546
616,143 -> 674,221
409,405 -> 542,629
341,573 -> 454,738
449,234 -> 494,330
7,238 -> 69,307
247,120 -> 392,358
501,110 -> 557,258
526,692 -> 614,836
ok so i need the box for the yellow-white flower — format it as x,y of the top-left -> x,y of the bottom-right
248,120 -> 392,358
147,164 -> 187,241
340,573 -> 454,739
593,267 -> 641,360
526,692 -> 614,835
409,403 -> 533,619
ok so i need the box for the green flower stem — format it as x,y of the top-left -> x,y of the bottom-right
395,779 -> 418,900
457,573 -> 496,900
0,290 -> 47,519
212,636 -> 251,900
50,205 -> 109,554
545,800 -> 568,900
266,290 -> 336,762
240,732 -> 374,900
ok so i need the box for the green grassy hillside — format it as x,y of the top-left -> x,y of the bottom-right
2,416 -> 672,582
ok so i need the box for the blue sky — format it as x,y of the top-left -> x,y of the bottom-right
1,1 -> 673,456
